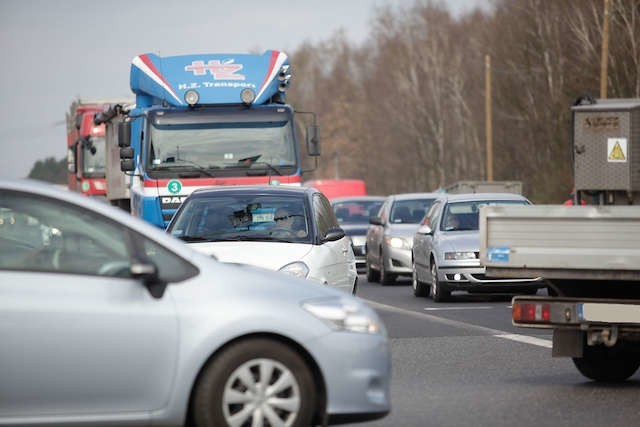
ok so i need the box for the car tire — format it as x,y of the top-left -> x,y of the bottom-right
430,262 -> 450,302
412,260 -> 427,297
366,261 -> 380,283
572,344 -> 640,382
380,257 -> 396,286
192,338 -> 317,427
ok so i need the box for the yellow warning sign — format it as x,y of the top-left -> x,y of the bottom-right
607,138 -> 627,163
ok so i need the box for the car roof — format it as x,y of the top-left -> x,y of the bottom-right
387,192 -> 443,201
438,192 -> 530,203
330,195 -> 386,204
188,185 -> 318,199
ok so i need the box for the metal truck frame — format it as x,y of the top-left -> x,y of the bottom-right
479,98 -> 640,381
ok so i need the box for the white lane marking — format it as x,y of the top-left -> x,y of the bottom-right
363,299 -> 552,348
424,306 -> 492,311
495,334 -> 552,348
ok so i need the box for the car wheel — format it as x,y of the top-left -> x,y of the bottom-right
412,260 -> 427,297
192,338 -> 317,427
380,257 -> 396,286
430,262 -> 450,302
572,344 -> 640,382
366,260 -> 380,283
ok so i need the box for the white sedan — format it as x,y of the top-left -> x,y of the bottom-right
167,185 -> 358,294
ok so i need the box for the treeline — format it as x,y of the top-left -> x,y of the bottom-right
28,157 -> 66,184
288,0 -> 640,202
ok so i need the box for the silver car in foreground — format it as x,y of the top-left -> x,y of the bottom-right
412,193 -> 545,301
0,179 -> 390,426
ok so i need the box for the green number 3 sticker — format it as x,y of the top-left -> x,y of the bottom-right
167,180 -> 182,194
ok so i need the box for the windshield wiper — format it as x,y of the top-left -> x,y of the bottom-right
245,161 -> 283,176
179,235 -> 210,242
154,158 -> 218,177
212,236 -> 271,242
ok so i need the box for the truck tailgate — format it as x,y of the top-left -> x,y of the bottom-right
479,205 -> 640,280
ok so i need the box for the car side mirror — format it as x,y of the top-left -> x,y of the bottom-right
322,227 -> 345,243
417,224 -> 433,235
369,216 -> 384,226
131,260 -> 167,299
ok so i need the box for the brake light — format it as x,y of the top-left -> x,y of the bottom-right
513,302 -> 550,323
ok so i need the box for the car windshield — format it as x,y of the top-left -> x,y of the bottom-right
441,199 -> 529,231
333,200 -> 383,224
168,194 -> 312,243
390,198 -> 436,224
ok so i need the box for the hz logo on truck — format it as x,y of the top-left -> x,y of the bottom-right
185,60 -> 245,80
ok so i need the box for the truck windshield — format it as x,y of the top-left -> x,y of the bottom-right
147,121 -> 297,176
82,136 -> 106,177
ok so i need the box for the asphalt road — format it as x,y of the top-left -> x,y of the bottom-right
343,275 -> 640,427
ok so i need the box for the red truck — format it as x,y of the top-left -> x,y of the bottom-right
66,100 -> 113,198
303,179 -> 367,200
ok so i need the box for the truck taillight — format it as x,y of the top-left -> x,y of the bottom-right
513,302 -> 550,323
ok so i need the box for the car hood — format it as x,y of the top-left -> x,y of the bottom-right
439,230 -> 479,252
187,241 -> 314,271
385,223 -> 421,244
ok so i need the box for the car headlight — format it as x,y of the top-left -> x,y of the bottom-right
350,235 -> 366,247
385,236 -> 408,249
444,251 -> 477,260
279,261 -> 309,278
302,297 -> 386,335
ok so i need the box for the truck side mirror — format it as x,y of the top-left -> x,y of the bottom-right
306,125 -> 320,157
120,147 -> 135,172
118,119 -> 131,148
121,159 -> 135,172
67,147 -> 77,174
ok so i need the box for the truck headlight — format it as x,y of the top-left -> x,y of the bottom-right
444,251 -> 477,260
279,261 -> 309,278
184,90 -> 199,106
302,297 -> 386,335
240,88 -> 256,104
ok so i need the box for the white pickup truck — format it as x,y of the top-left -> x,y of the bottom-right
479,204 -> 640,381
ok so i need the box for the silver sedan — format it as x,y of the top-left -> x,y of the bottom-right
366,193 -> 439,285
0,179 -> 390,426
412,193 -> 545,301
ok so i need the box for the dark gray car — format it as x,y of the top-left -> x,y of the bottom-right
332,195 -> 386,273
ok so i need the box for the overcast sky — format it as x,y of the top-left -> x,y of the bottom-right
0,0 -> 487,179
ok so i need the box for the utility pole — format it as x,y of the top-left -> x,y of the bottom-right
600,0 -> 611,99
333,151 -> 340,179
485,54 -> 493,181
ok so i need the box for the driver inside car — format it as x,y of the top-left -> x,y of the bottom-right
271,208 -> 307,238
